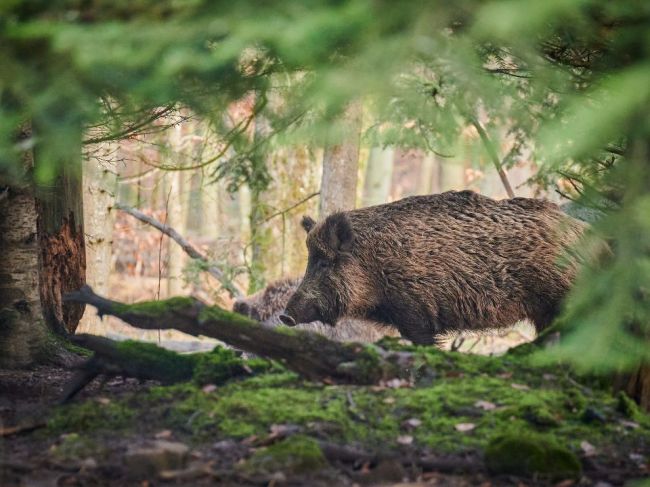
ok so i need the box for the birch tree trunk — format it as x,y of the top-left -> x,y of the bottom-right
0,124 -> 85,367
319,102 -> 362,217
362,146 -> 394,207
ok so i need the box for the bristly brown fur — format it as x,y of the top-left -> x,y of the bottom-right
284,190 -> 588,345
233,278 -> 398,342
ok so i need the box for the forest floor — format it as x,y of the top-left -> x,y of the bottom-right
1,340 -> 649,486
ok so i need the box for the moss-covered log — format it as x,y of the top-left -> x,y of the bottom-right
61,335 -> 275,401
64,286 -> 413,384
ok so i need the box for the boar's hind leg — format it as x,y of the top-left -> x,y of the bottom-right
531,302 -> 560,333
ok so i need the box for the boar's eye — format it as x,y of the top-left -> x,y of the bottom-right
317,259 -> 330,270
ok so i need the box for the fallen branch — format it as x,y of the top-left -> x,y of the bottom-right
64,286 -> 413,384
60,335 -> 200,402
0,421 -> 47,438
114,203 -> 244,298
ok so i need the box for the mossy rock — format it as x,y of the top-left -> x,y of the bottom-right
240,435 -> 328,475
485,433 -> 581,481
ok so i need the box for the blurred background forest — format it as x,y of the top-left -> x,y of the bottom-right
80,107 -> 550,350
1,0 -> 649,377
1,2 -> 650,484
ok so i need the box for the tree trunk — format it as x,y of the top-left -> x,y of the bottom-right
35,146 -> 86,337
247,116 -> 271,294
319,102 -> 362,217
0,185 -> 50,367
166,170 -> 186,296
78,142 -> 118,334
0,124 -> 85,367
417,153 -> 441,195
362,146 -> 394,207
440,158 -> 467,191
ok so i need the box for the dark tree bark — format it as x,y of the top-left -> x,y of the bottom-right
34,124 -> 86,336
0,124 -> 85,367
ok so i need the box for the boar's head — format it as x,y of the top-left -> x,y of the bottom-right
281,213 -> 373,327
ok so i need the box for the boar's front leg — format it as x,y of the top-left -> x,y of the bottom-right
398,320 -> 438,346
371,302 -> 438,346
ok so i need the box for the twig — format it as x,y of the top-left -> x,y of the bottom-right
114,203 -> 244,298
83,105 -> 176,145
262,192 -> 320,223
450,336 -> 465,352
0,421 -> 47,437
469,118 -> 515,199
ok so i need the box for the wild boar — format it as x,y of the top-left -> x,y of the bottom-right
280,190 -> 587,345
233,278 -> 398,342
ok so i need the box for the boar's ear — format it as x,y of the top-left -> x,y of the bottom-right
326,213 -> 354,254
301,215 -> 316,233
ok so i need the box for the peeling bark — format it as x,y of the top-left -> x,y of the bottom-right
38,214 -> 86,335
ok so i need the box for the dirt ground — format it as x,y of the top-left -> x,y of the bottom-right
1,356 -> 649,487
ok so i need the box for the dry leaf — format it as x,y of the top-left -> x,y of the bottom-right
454,423 -> 476,432
510,383 -> 530,391
397,435 -> 414,445
155,430 -> 173,439
474,400 -> 496,411
580,440 -> 596,457
402,418 -> 422,429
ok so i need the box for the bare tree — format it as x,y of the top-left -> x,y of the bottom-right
319,102 -> 362,217
362,146 -> 394,207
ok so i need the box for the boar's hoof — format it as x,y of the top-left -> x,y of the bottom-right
279,314 -> 297,327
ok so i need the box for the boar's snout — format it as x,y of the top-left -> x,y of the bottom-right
279,314 -> 296,326
282,293 -> 323,327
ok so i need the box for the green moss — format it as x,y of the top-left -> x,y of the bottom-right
113,296 -> 196,316
116,340 -> 195,383
273,324 -> 300,336
617,391 -> 643,422
49,433 -> 106,461
240,435 -> 327,475
192,346 -> 273,385
485,433 -> 581,480
42,340 -> 650,471
517,397 -> 561,427
339,344 -> 384,382
47,400 -> 135,435
198,306 -> 258,327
